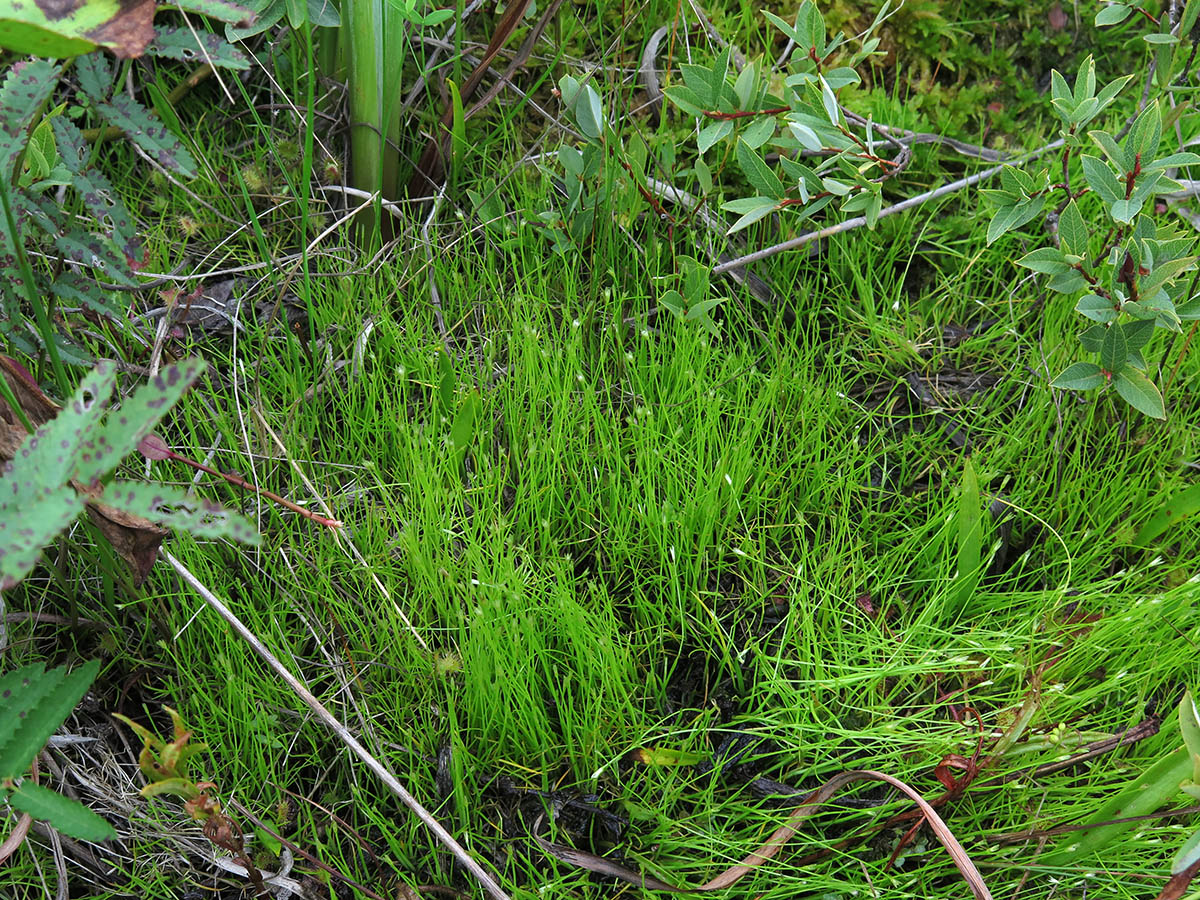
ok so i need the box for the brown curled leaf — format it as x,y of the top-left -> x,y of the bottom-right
533,769 -> 992,899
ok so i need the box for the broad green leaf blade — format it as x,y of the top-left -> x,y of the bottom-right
53,227 -> 135,286
0,660 -> 99,780
0,60 -> 60,172
1096,3 -> 1133,25
1076,294 -> 1118,323
77,358 -> 206,484
1058,200 -> 1088,257
1121,317 -> 1156,352
1018,247 -> 1072,275
1100,324 -> 1128,372
1181,692 -> 1200,761
1050,362 -> 1105,390
1134,482 -> 1200,546
7,781 -> 117,841
1081,155 -> 1123,205
97,482 -> 260,544
575,84 -> 604,141
1114,368 -> 1165,418
741,116 -> 775,149
226,0 -> 284,39
697,120 -> 733,154
1129,101 -> 1162,160
0,0 -> 163,58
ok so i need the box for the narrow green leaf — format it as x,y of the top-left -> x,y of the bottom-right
1114,368 -> 1165,417
707,47 -> 731,105
732,63 -> 756,109
736,140 -> 785,199
722,198 -> 777,234
801,1 -> 826,53
762,9 -> 799,42
7,782 -> 116,841
1050,69 -> 1071,106
1090,129 -> 1129,170
1041,746 -> 1190,865
741,116 -> 775,149
447,78 -> 467,179
818,75 -> 839,125
1172,829 -> 1200,875
1132,482 -> 1200,547
1074,55 -> 1097,103
1051,361 -> 1105,390
950,458 -> 983,617
1129,101 -> 1162,160
1095,74 -> 1134,110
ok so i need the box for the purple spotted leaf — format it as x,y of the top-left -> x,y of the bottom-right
93,94 -> 196,177
98,481 -> 259,544
0,364 -> 115,590
75,358 -> 206,484
0,60 -> 60,172
146,26 -> 250,70
51,272 -> 126,319
53,227 -> 136,287
0,485 -> 80,590
50,117 -> 141,261
4,362 -> 115,503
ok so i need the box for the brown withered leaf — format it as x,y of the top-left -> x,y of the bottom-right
0,357 -> 166,585
84,0 -> 157,59
1048,2 -> 1068,30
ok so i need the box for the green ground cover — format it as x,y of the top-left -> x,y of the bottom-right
4,1 -> 1200,898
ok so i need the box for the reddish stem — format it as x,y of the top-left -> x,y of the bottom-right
704,105 -> 789,120
161,447 -> 343,529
